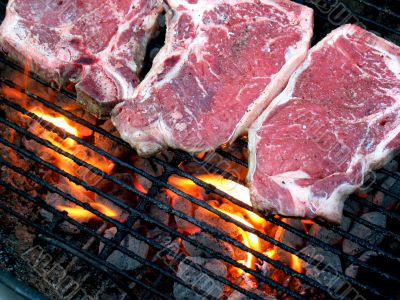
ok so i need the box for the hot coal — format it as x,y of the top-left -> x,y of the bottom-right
228,289 -> 276,300
275,219 -> 305,264
133,156 -> 164,192
173,196 -> 199,234
149,191 -> 171,226
94,120 -> 129,158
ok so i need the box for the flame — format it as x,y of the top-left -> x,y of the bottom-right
33,110 -> 79,136
264,249 -> 276,259
28,111 -> 115,223
168,174 -> 266,228
134,177 -> 148,194
168,173 -> 270,274
291,254 -> 303,273
301,220 -> 315,225
216,207 -> 260,272
57,202 -> 118,223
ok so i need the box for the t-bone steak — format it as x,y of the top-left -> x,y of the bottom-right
112,0 -> 313,156
0,0 -> 163,119
248,24 -> 400,223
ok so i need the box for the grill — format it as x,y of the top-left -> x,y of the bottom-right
0,0 -> 400,299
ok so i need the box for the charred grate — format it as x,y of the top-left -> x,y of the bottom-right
0,0 -> 400,299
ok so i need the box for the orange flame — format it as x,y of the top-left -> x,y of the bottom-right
168,174 -> 266,228
291,254 -> 303,273
32,110 -> 79,136
28,111 -> 114,223
215,206 -> 261,271
169,174 -> 270,273
57,202 -> 119,223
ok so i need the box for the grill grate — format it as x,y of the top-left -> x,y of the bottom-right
1,0 -> 400,299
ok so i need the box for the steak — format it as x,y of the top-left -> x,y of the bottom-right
112,0 -> 313,156
0,0 -> 163,119
248,24 -> 400,223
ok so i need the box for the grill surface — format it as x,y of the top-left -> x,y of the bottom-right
0,0 -> 400,299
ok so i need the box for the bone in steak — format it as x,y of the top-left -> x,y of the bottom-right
248,24 -> 400,223
112,0 -> 313,156
0,0 -> 163,119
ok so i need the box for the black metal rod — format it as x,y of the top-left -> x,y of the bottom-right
0,158 -> 271,300
0,95 -> 398,291
0,138 -> 391,299
0,203 -> 173,300
0,53 -> 396,292
0,180 -> 238,300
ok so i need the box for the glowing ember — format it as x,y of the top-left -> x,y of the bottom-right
57,202 -> 119,223
134,178 -> 148,194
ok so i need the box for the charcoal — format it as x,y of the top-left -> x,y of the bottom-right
174,257 -> 226,300
345,251 -> 378,278
100,227 -> 149,271
195,205 -> 241,239
174,196 -> 199,234
300,246 -> 345,291
275,219 -> 305,264
375,159 -> 398,182
374,175 -> 400,210
133,157 -> 164,191
94,120 -> 128,158
182,231 -> 236,259
343,212 -> 386,255
149,190 -> 170,225
308,216 -> 351,246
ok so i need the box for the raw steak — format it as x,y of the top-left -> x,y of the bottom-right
0,0 -> 163,119
248,24 -> 400,223
112,0 -> 313,156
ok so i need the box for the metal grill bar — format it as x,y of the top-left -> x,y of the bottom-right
0,134 -> 320,299
1,88 -> 395,267
1,78 -> 398,257
0,68 -> 396,296
355,0 -> 400,18
0,162 -> 260,300
0,91 -> 396,298
2,94 -> 396,277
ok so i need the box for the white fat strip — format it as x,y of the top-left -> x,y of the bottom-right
268,170 -> 312,215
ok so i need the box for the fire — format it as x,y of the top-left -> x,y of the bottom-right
57,202 -> 119,223
216,206 -> 261,271
27,110 -> 114,222
169,174 -> 270,273
134,178 -> 148,194
33,110 -> 79,136
291,254 -> 303,273
264,249 -> 276,259
168,174 -> 266,228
